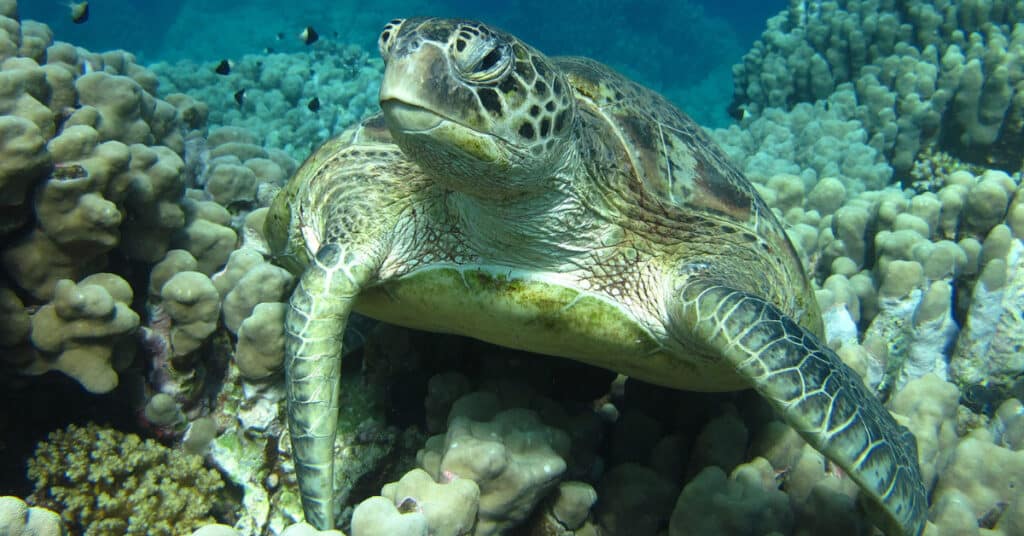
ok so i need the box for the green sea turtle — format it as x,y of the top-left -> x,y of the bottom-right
266,17 -> 926,535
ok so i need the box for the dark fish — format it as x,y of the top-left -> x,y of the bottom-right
299,26 -> 319,45
234,89 -> 245,106
307,97 -> 320,112
276,32 -> 284,40
214,59 -> 232,75
69,1 -> 88,24
264,47 -> 275,54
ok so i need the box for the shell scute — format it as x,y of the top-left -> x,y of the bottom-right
555,56 -> 765,226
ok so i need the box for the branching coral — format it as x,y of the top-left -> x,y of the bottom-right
27,422 -> 227,536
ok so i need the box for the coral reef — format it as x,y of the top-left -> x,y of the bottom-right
729,0 -> 1024,172
417,394 -> 571,535
668,460 -> 793,535
0,6 -> 309,534
24,273 -> 139,393
376,469 -> 479,536
151,47 -> 382,161
712,88 -> 894,193
717,79 -> 1024,396
0,496 -> 63,536
3,2 -> 1024,536
0,0 -> 221,399
197,353 -> 398,536
26,422 -> 226,535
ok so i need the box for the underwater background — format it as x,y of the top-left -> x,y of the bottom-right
2,0 -> 1024,535
21,0 -> 787,128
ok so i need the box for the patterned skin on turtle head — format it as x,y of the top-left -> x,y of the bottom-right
379,17 -> 577,198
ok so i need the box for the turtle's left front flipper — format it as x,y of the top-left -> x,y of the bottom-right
667,279 -> 927,536
285,244 -> 377,529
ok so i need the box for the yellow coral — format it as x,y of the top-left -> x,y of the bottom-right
27,422 -> 227,535
909,148 -> 983,193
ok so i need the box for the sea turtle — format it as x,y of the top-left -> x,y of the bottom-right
266,17 -> 926,535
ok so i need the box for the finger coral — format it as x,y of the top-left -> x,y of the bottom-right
27,422 -> 227,536
729,0 -> 1024,172
26,273 -> 139,393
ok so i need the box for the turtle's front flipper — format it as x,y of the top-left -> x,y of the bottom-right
286,244 -> 376,529
668,280 -> 926,536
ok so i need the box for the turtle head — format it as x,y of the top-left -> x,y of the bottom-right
379,18 -> 577,199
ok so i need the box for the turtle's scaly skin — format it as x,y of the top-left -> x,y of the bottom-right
267,18 -> 926,535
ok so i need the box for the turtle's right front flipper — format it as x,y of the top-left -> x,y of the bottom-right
667,279 -> 927,536
286,244 -> 377,529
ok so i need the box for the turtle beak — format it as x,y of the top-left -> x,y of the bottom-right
379,42 -> 503,167
379,43 -> 447,132
380,100 -> 443,133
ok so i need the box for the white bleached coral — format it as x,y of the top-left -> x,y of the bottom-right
0,496 -> 62,536
950,235 -> 1024,392
752,162 -> 1024,395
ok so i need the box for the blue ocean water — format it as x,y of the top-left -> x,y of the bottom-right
22,0 -> 787,127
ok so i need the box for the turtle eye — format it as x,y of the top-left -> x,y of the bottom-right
378,18 -> 405,60
452,35 -> 512,83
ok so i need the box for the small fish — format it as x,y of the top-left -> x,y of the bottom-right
264,47 -> 275,54
214,59 -> 232,75
307,97 -> 320,112
234,89 -> 245,106
276,32 -> 285,40
299,26 -> 319,45
69,1 -> 88,24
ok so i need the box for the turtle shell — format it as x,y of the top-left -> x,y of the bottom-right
555,56 -> 822,335
555,56 -> 768,225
